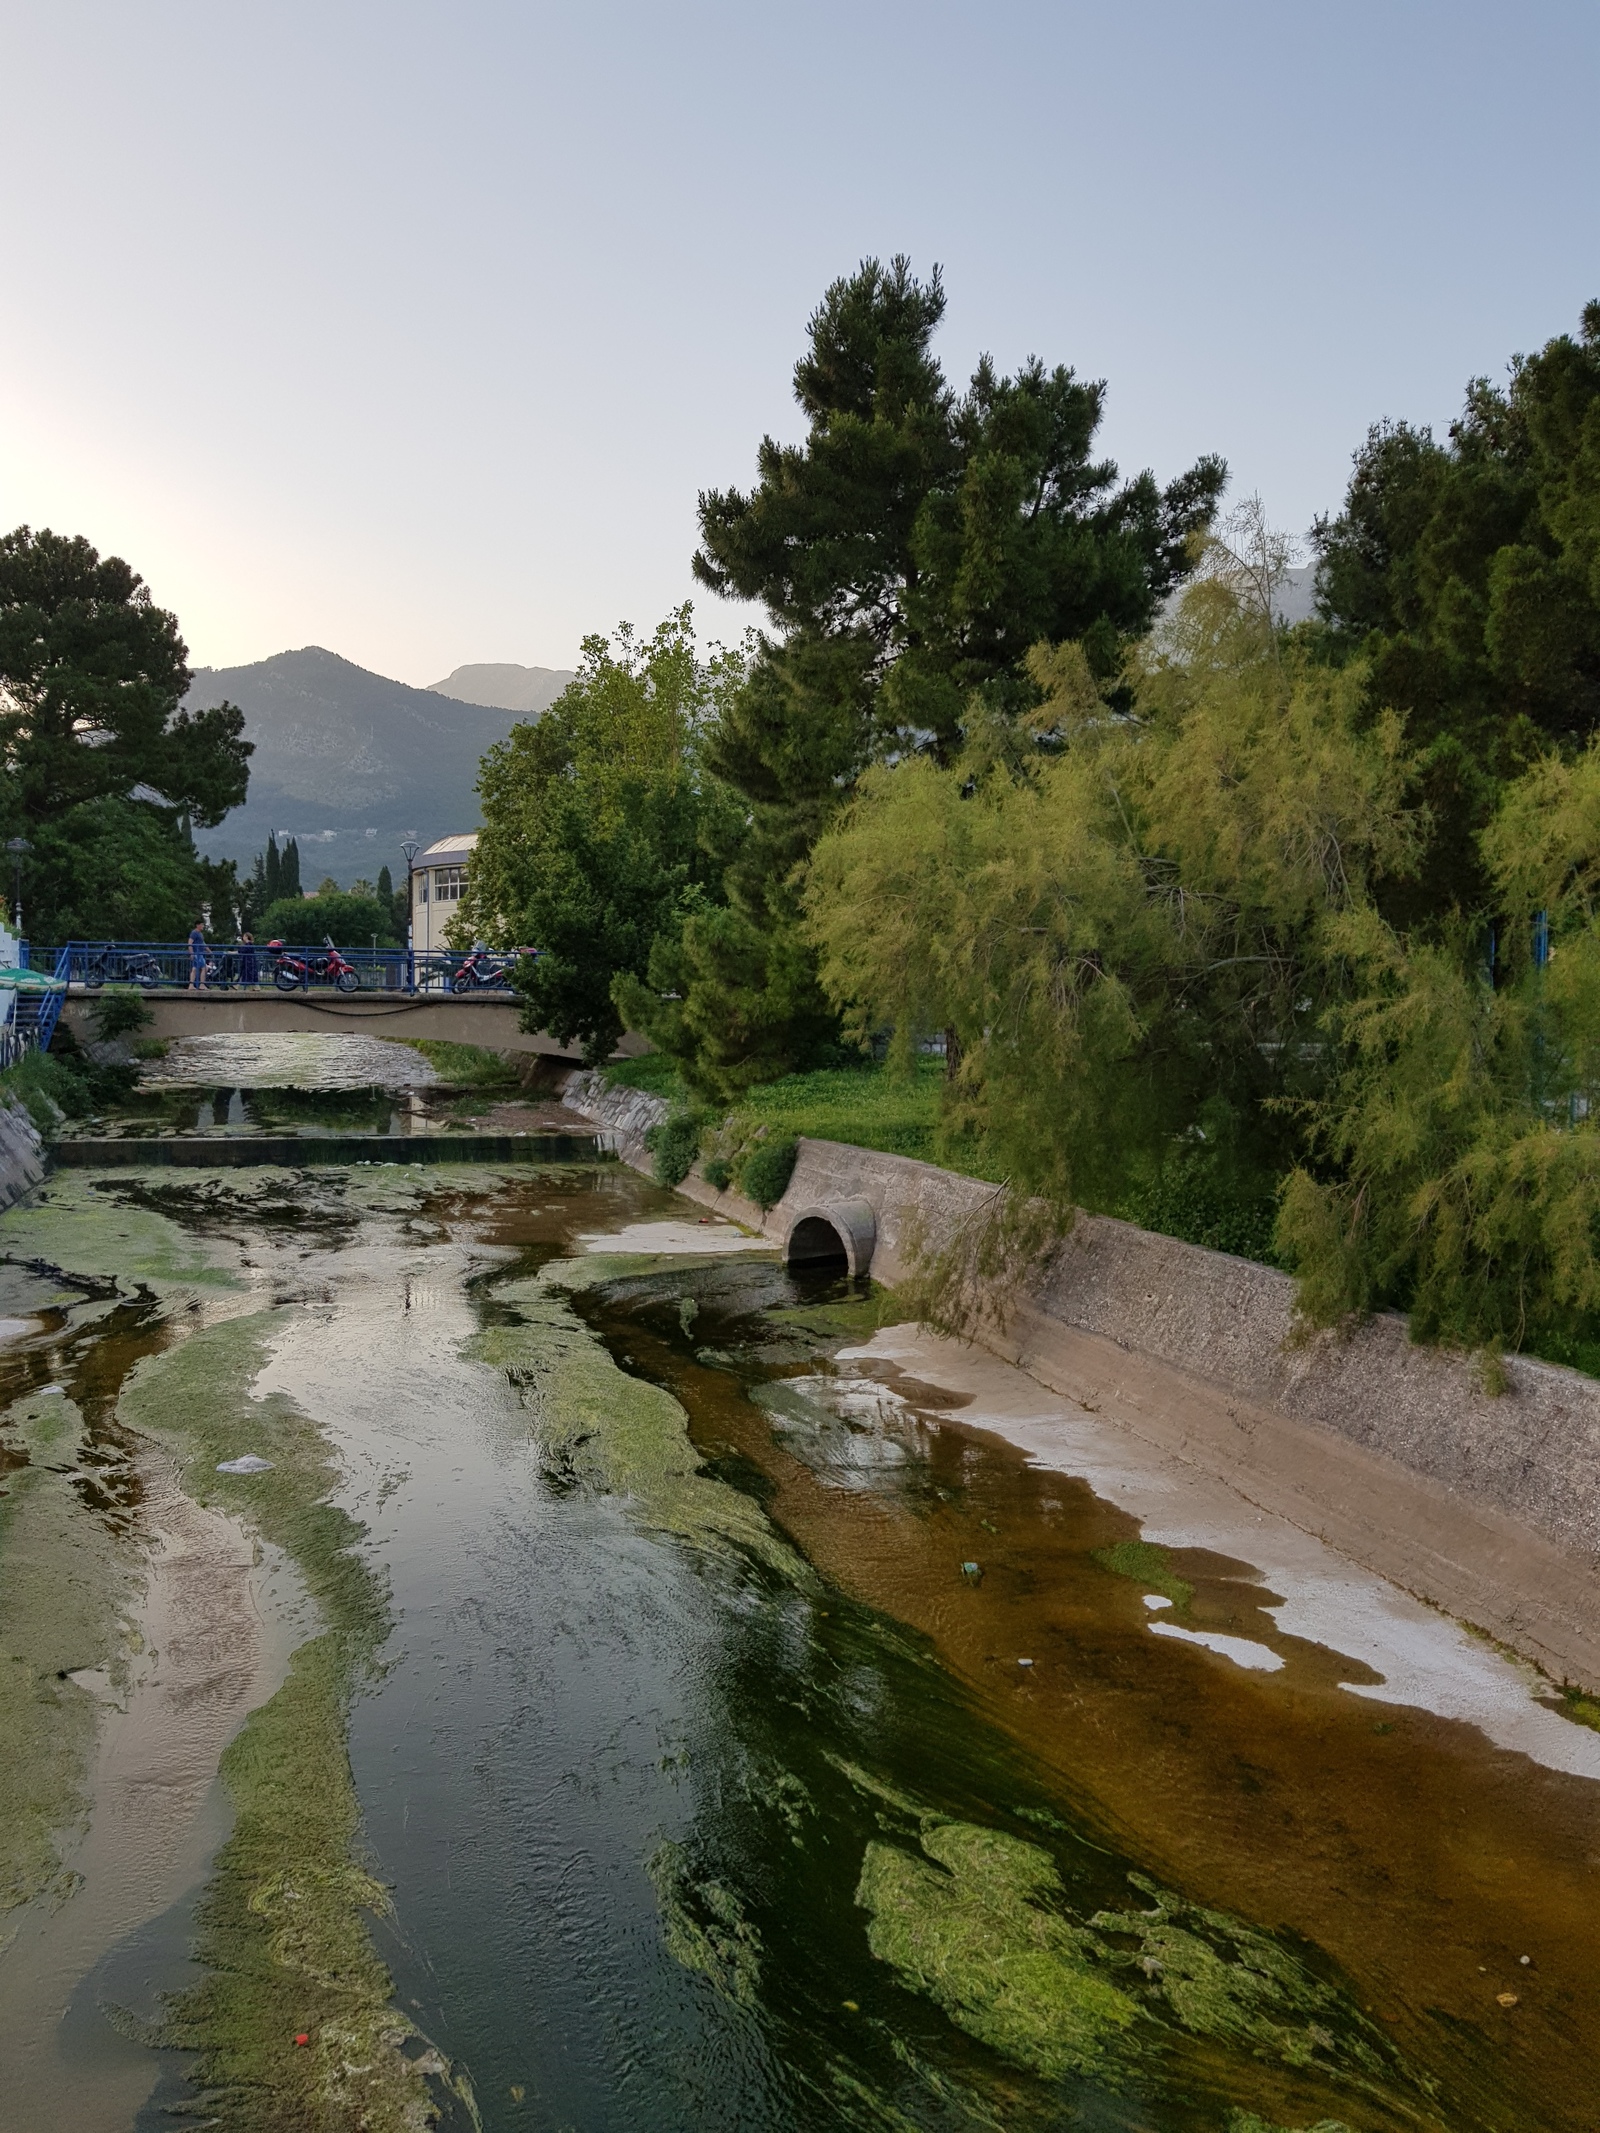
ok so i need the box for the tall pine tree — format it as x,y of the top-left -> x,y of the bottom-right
624,257 -> 1226,1098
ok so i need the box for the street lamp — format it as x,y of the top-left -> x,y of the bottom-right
399,838 -> 421,991
5,838 -> 29,938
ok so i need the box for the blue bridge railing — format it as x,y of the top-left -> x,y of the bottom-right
24,941 -> 527,997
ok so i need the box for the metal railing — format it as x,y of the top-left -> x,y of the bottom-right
24,941 -> 526,997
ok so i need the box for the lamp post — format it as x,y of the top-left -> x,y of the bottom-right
5,837 -> 29,940
400,839 -> 420,993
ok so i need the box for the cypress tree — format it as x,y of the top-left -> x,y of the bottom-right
265,833 -> 281,905
282,838 -> 301,899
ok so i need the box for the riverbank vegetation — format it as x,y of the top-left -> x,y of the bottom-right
473,271 -> 1600,1366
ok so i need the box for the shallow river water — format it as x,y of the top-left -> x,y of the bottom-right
1,1135 -> 1597,2132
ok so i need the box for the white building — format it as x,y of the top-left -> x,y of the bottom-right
409,833 -> 477,956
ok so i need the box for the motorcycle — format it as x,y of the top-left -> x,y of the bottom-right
449,946 -> 534,994
87,948 -> 167,988
270,938 -> 362,994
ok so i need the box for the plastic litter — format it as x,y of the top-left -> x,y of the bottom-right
1017,1657 -> 1034,1668
294,2031 -> 311,2046
38,1384 -> 64,1396
960,1561 -> 981,1578
217,1453 -> 275,1474
1496,1991 -> 1519,2007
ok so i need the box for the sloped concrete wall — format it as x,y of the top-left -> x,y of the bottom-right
0,1097 -> 47,1213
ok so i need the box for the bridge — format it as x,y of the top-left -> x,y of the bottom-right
12,941 -> 640,1062
57,986 -> 586,1056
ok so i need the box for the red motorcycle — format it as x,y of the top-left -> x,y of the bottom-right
449,946 -> 536,994
269,938 -> 362,993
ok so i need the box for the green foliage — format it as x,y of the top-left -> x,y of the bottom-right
0,527 -> 253,942
88,985 -> 152,1042
463,608 -> 744,1066
643,1105 -> 708,1187
258,890 -> 397,945
397,1039 -> 519,1089
1313,300 -> 1600,920
701,1156 -> 733,1191
739,1134 -> 798,1209
0,1033 -> 134,1127
804,571 -> 1418,1216
623,257 -> 1224,1098
1090,1539 -> 1195,1610
601,1051 -> 684,1099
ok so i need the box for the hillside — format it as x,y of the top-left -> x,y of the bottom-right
427,662 -> 572,714
184,647 -> 567,884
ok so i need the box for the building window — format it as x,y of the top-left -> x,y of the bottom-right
433,866 -> 466,902
414,872 -> 428,904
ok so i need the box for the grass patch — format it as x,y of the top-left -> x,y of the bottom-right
731,1058 -> 949,1166
398,1037 -> 521,1089
603,1052 -> 684,1099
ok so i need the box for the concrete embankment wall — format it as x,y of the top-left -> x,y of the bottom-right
0,1098 -> 46,1214
564,1069 -> 1600,1687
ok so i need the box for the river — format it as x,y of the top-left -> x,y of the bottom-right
0,1043 -> 1596,2133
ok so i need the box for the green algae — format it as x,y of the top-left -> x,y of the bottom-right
1090,1538 -> 1195,1611
113,1308 -> 458,2128
647,1839 -> 764,2006
858,1823 -> 1141,2083
0,1173 -> 241,1292
1227,2116 -> 1353,2133
0,1389 -> 139,1929
472,1260 -> 805,1579
855,1812 -> 1417,2117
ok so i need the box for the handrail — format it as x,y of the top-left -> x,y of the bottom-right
31,941 -> 527,998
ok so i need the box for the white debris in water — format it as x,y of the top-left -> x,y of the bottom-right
1150,1622 -> 1286,1671
139,1032 -> 439,1090
578,1219 -> 769,1255
216,1454 -> 274,1474
1143,1593 -> 1173,1610
837,1322 -> 1600,1783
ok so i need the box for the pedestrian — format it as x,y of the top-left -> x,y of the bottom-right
188,916 -> 208,991
237,930 -> 258,988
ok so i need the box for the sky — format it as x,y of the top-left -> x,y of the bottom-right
1,1 -> 1596,685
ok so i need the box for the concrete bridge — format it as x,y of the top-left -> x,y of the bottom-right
58,987 -> 626,1059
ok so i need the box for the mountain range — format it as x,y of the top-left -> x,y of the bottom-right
184,649 -> 573,884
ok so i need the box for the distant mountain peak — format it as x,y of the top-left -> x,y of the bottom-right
428,662 -> 572,715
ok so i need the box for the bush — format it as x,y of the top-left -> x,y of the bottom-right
89,986 -> 153,1043
258,891 -> 398,946
741,1134 -> 798,1209
702,1156 -> 733,1192
644,1106 -> 705,1187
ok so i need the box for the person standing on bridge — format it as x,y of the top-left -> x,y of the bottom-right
237,931 -> 258,987
188,917 -> 208,991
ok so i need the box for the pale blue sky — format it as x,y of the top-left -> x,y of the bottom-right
1,2 -> 1595,682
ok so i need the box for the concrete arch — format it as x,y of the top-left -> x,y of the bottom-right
782,1197 -> 877,1279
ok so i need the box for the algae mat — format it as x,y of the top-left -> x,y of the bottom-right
0,1161 -> 1588,2132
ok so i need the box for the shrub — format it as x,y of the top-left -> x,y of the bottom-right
702,1156 -> 732,1192
90,986 -> 153,1043
741,1134 -> 798,1209
644,1106 -> 705,1187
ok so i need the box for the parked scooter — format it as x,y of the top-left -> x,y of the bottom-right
86,947 -> 168,987
449,946 -> 533,994
269,939 -> 362,993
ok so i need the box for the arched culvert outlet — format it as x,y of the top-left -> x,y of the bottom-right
783,1198 -> 876,1278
